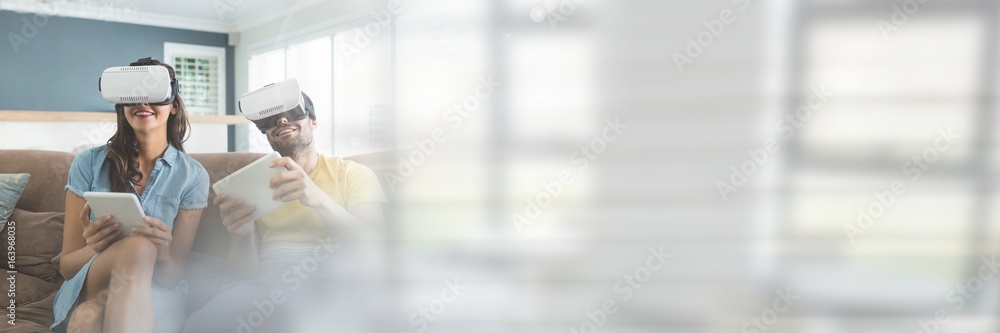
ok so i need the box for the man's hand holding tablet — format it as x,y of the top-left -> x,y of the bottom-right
214,193 -> 256,238
212,152 -> 290,238
268,156 -> 327,208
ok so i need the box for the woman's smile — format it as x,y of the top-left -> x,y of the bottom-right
132,109 -> 156,119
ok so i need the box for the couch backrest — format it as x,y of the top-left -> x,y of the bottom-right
0,150 -> 75,213
0,149 -> 393,258
188,153 -> 265,256
0,150 -> 263,257
187,152 -> 395,256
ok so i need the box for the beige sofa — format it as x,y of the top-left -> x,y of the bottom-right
0,149 -> 391,333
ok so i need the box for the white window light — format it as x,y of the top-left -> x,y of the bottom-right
164,42 -> 227,116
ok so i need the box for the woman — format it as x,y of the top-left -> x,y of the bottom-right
51,58 -> 209,333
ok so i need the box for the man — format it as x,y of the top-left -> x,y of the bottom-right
183,86 -> 387,333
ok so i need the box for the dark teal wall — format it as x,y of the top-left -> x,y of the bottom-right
0,10 -> 236,149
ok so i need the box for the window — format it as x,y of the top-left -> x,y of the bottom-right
238,0 -> 630,329
332,27 -> 393,156
247,36 -> 333,154
776,0 -> 996,324
245,19 -> 400,158
164,43 -> 226,115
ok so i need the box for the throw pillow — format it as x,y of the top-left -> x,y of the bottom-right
0,173 -> 30,230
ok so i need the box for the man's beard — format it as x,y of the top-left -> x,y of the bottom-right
268,124 -> 313,156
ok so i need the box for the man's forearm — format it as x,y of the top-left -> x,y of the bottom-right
314,195 -> 368,237
153,255 -> 184,289
226,233 -> 258,277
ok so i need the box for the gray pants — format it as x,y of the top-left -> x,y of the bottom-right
183,245 -> 381,333
183,278 -> 303,333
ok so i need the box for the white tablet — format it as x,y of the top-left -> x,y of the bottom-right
83,192 -> 147,239
211,152 -> 289,220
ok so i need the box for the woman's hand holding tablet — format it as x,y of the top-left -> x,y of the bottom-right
82,192 -> 147,245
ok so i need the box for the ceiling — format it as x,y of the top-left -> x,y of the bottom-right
0,0 -> 330,33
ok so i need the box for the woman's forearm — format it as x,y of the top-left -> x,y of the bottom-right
59,246 -> 97,280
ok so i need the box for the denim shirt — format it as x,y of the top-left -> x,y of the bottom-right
65,144 -> 209,225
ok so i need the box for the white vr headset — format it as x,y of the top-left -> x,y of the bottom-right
98,65 -> 178,105
239,78 -> 309,133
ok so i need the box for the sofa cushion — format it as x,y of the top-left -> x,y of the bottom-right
4,273 -> 58,331
8,209 -> 64,284
0,173 -> 30,230
9,272 -> 58,311
0,150 -> 75,214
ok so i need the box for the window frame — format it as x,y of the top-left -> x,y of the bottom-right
773,0 -> 1000,313
164,42 -> 227,116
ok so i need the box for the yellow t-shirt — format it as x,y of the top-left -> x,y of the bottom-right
256,154 -> 387,248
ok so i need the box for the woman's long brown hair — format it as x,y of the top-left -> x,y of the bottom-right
106,59 -> 190,193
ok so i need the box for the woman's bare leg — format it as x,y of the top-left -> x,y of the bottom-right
79,236 -> 158,333
66,298 -> 104,333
